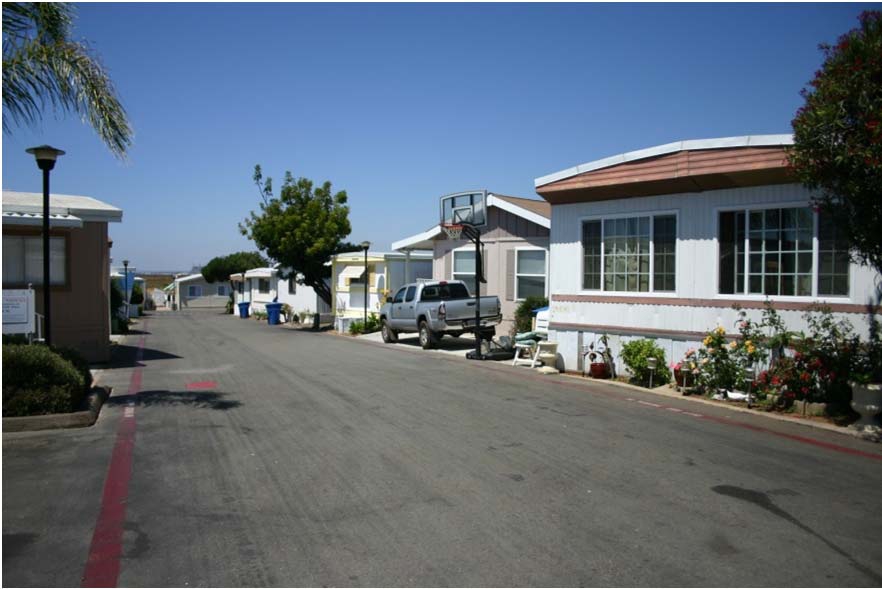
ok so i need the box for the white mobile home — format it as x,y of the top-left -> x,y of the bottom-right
174,273 -> 229,308
535,135 -> 882,374
230,266 -> 329,317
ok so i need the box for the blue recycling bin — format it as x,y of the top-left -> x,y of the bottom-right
265,302 -> 283,325
237,302 -> 251,318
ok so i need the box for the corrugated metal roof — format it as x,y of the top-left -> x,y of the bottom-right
2,190 -> 122,222
2,210 -> 83,228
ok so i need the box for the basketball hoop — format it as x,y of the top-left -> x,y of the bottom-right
442,223 -> 464,241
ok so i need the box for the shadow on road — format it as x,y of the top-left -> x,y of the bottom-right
106,390 -> 242,411
713,485 -> 882,584
389,335 -> 477,352
106,345 -> 181,368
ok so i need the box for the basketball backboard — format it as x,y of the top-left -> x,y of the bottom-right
440,190 -> 487,228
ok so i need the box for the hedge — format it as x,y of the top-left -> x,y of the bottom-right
2,344 -> 90,417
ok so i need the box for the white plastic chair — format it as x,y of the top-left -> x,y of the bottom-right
512,309 -> 558,369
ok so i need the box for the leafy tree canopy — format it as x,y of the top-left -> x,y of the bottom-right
2,2 -> 132,157
790,11 -> 882,276
201,251 -> 268,284
240,165 -> 357,306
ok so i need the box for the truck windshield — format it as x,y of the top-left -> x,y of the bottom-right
421,283 -> 471,301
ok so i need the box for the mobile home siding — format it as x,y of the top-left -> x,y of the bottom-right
549,182 -> 881,372
434,207 -> 550,334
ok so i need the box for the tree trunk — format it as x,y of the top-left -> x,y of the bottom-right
309,279 -> 332,307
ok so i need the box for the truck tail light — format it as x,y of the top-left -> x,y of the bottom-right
438,302 -> 446,320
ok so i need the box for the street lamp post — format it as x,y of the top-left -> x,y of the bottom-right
122,260 -> 130,320
26,145 -> 65,346
360,241 -> 371,327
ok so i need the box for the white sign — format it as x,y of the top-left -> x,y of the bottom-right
2,289 -> 35,334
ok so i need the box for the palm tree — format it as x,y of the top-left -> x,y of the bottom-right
3,2 -> 132,158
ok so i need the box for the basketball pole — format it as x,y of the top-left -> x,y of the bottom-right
463,224 -> 483,360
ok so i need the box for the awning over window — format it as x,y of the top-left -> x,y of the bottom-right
2,211 -> 83,228
339,265 -> 365,280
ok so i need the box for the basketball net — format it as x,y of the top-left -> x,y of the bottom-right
442,223 -> 464,241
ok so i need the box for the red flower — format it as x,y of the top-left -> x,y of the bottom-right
800,372 -> 811,382
772,376 -> 782,386
801,387 -> 810,395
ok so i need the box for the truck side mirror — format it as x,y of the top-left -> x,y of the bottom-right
386,296 -> 393,303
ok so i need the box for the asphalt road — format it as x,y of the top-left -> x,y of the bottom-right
4,309 -> 882,587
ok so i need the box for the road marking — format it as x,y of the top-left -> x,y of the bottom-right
81,327 -> 147,588
684,411 -> 703,418
665,407 -> 683,413
185,380 -> 217,391
637,400 -> 662,408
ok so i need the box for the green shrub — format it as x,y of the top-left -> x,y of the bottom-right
364,313 -> 380,333
110,281 -> 125,316
349,320 -> 364,335
281,303 -> 293,321
3,334 -> 29,345
514,296 -> 548,334
2,344 -> 88,416
225,298 -> 234,315
129,284 -> 144,305
53,346 -> 93,390
620,339 -> 671,387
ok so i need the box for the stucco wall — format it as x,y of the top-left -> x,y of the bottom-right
3,222 -> 111,362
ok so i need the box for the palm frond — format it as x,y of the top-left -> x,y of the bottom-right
2,2 -> 132,158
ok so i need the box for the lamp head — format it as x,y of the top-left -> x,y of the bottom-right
26,145 -> 65,171
360,241 -> 371,251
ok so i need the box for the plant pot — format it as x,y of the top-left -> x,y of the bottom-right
793,399 -> 827,417
589,363 -> 610,379
674,368 -> 692,388
849,382 -> 882,440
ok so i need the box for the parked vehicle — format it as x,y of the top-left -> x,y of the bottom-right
379,280 -> 502,349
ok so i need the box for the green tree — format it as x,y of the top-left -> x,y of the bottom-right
789,11 -> 882,277
2,2 -> 132,157
240,166 -> 356,306
201,251 -> 268,293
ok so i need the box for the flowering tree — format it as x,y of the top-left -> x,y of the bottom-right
789,11 -> 882,278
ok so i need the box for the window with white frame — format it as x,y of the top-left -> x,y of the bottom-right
515,249 -> 546,299
452,250 -> 476,294
187,285 -> 202,297
718,206 -> 849,297
288,278 -> 296,295
217,285 -> 227,296
581,214 -> 676,293
258,278 -> 270,293
2,235 -> 67,286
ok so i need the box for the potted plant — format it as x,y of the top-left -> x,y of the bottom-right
849,312 -> 882,439
587,350 -> 610,378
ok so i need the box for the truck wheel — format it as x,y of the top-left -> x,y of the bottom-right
419,321 -> 437,350
381,320 -> 398,343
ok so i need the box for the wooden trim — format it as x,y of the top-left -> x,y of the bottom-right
550,294 -> 871,315
550,322 -> 733,340
536,147 -> 795,204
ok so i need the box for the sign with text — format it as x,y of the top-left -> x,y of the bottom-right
2,289 -> 35,334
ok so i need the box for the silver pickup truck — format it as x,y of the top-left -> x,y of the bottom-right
379,280 -> 502,349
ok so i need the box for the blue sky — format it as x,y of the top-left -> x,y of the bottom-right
2,3 -> 870,271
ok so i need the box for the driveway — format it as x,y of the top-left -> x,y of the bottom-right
4,308 -> 882,587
